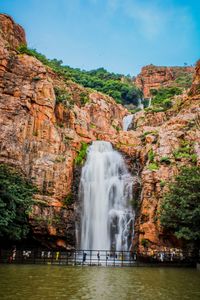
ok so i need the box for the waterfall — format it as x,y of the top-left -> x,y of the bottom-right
123,114 -> 134,131
80,141 -> 134,251
148,98 -> 152,107
137,98 -> 144,110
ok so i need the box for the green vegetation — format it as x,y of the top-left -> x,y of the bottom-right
160,166 -> 200,243
148,149 -> 155,162
112,124 -> 120,132
173,141 -> 197,163
0,164 -> 36,241
54,87 -> 72,104
160,180 -> 166,188
17,45 -> 142,105
79,92 -> 89,105
34,215 -> 62,225
32,76 -> 41,81
128,107 -> 142,114
143,130 -> 158,137
55,155 -> 66,163
175,72 -> 193,89
160,156 -> 171,164
75,142 -> 88,165
147,148 -> 160,171
148,163 -> 159,171
63,193 -> 73,206
150,86 -> 183,111
141,238 -> 149,248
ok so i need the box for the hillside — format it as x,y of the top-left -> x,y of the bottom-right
17,45 -> 142,106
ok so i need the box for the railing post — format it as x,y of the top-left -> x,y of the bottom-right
106,251 -> 107,267
90,250 -> 92,266
66,250 -> 68,265
75,250 -> 76,266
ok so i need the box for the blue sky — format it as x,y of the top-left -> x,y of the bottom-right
1,0 -> 199,75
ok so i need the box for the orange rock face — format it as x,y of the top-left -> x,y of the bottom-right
132,79 -> 200,252
0,14 -> 199,251
0,14 -> 138,248
135,64 -> 194,98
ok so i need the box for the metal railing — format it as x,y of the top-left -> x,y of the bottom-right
0,249 -> 198,267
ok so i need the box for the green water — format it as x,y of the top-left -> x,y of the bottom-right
0,265 -> 200,300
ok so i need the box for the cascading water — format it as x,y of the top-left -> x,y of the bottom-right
148,97 -> 152,108
80,141 -> 134,251
123,114 -> 134,131
137,98 -> 144,110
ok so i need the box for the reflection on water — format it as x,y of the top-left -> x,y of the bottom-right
0,265 -> 200,300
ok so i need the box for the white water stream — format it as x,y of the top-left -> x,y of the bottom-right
123,114 -> 134,131
137,98 -> 144,110
80,141 -> 134,251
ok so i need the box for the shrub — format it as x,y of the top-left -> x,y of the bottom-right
63,193 -> 73,206
175,73 -> 193,88
160,156 -> 171,164
150,86 -> 182,111
141,238 -> 149,248
54,87 -> 72,104
75,142 -> 88,165
160,180 -> 166,188
160,166 -> 200,242
0,164 -> 37,241
17,45 -> 142,106
79,92 -> 89,105
148,163 -> 159,171
173,141 -> 197,163
148,149 -> 155,162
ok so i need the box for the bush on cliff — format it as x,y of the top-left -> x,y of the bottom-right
0,164 -> 36,241
75,142 -> 88,165
17,45 -> 142,105
160,166 -> 200,243
150,86 -> 182,111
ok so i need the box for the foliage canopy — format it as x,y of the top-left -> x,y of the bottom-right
18,45 -> 142,105
150,86 -> 183,111
160,166 -> 200,242
0,164 -> 36,241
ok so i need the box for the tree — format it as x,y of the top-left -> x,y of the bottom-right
0,164 -> 36,241
160,166 -> 200,243
17,45 -> 142,106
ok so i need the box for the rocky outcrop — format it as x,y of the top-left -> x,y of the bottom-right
0,14 -> 26,50
135,64 -> 194,98
132,62 -> 200,252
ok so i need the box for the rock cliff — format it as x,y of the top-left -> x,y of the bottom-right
0,14 -> 138,248
135,64 -> 194,98
0,14 -> 199,251
132,62 -> 200,252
